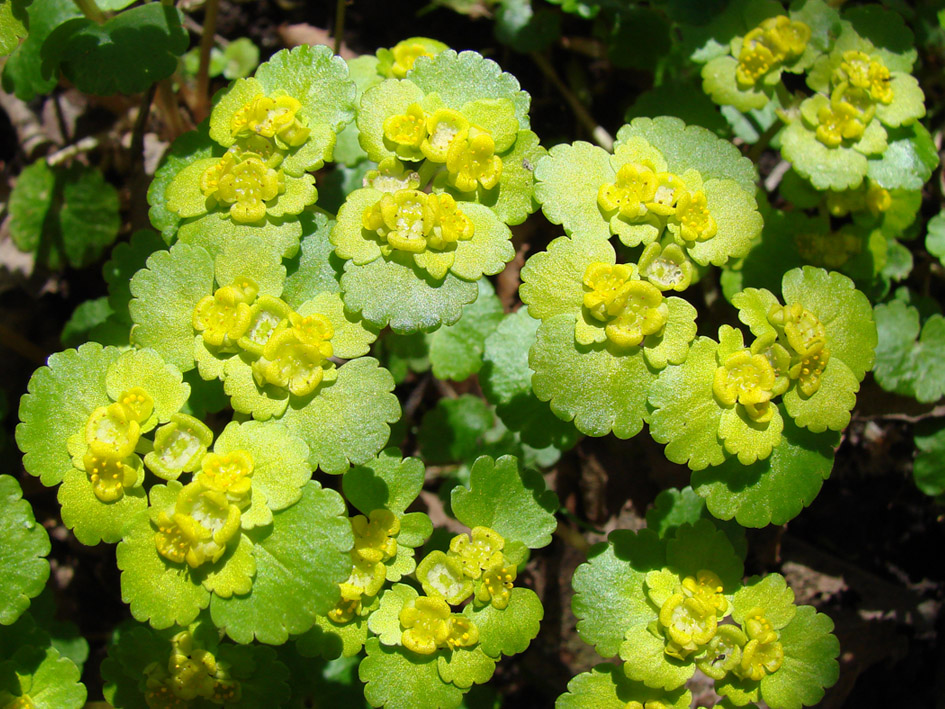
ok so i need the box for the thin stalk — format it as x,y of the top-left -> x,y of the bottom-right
73,0 -> 106,24
530,50 -> 613,151
748,119 -> 782,163
156,79 -> 187,139
130,83 -> 157,172
334,0 -> 346,57
194,0 -> 220,122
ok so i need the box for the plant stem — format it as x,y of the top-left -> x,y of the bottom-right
156,79 -> 187,140
530,50 -> 613,151
748,120 -> 782,163
73,0 -> 106,24
194,0 -> 220,122
130,83 -> 157,172
334,0 -> 346,56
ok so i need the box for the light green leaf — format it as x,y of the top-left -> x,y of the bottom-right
210,482 -> 352,644
339,253 -> 479,334
692,411 -> 839,527
925,210 -> 945,267
867,123 -> 938,191
0,0 -> 28,57
451,454 -> 558,549
473,128 -> 545,226
58,468 -> 146,546
299,292 -> 379,360
279,357 -> 400,474
731,573 -> 796,629
0,476 -> 50,625
360,638 -> 464,709
534,141 -> 615,241
214,420 -> 312,525
530,314 -> 656,439
116,507 -> 211,629
368,583 -> 417,647
571,529 -> 665,658
0,646 -> 86,709
463,587 -> 542,658
343,448 -> 425,516
357,78 -> 426,163
221,355 -> 289,421
16,343 -> 120,486
128,243 -> 215,373
780,121 -> 868,192
177,212 -> 302,262
284,212 -> 343,308
620,621 -> 694,691
665,519 -> 743,590
428,279 -> 504,381
557,665 -> 691,709
437,646 -> 495,689
520,235 -> 614,321
106,348 -> 189,430
687,178 -> 763,267
759,605 -> 839,709
647,337 -> 727,470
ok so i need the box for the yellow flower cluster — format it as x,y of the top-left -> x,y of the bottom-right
329,509 -> 401,623
582,263 -> 669,349
154,450 -> 253,568
82,387 -> 154,502
143,630 -> 241,708
362,189 -> 474,254
192,278 -> 336,398
383,104 -> 502,192
814,50 -> 894,148
399,596 -> 479,655
598,162 -> 717,244
735,15 -> 810,87
768,303 -> 831,397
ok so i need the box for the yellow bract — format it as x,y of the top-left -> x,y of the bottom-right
477,562 -> 516,610
736,15 -> 810,87
447,129 -> 502,192
646,172 -> 687,217
1,697 -> 37,709
193,279 -> 259,349
422,109 -> 470,163
390,41 -> 436,78
400,596 -> 452,654
143,630 -> 241,707
597,162 -> 657,220
671,190 -> 717,242
449,526 -> 505,579
154,468 -> 250,568
713,349 -> 778,422
736,608 -> 784,681
352,509 -> 400,565
658,569 -> 729,660
583,264 -> 668,348
626,701 -> 670,709
837,50 -> 893,105
231,93 -> 310,147
362,189 -> 474,254
200,152 -> 285,223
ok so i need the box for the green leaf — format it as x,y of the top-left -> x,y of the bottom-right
177,212 -> 302,263
60,297 -> 118,348
428,279 -> 504,381
0,476 -> 50,625
481,309 -> 581,450
531,314 -> 657,439
626,77 -> 730,137
210,482 -> 352,644
408,50 -> 531,131
731,574 -> 796,629
2,0 -> 83,101
283,213 -> 344,309
867,123 -> 938,191
339,253 -> 479,334
913,421 -> 945,496
925,210 -> 945,267
494,0 -> 560,53
299,292 -> 379,360
451,454 -> 558,549
436,646 -> 495,689
759,605 -> 839,709
647,337 -> 727,470
475,128 -> 545,226
360,638 -> 464,709
58,468 -> 147,545
692,411 -> 839,527
16,343 -> 120,486
129,243 -> 215,373
298,611 -> 373,660
615,116 -> 758,194
665,519 -> 743,590
343,448 -> 425,516
571,528 -> 665,658
872,300 -> 945,403
463,587 -> 542,658
645,486 -> 747,559
418,395 -> 494,464
620,620 -> 694,691
780,120 -> 871,192
116,506 -> 211,629
222,37 -> 259,80
46,4 -> 188,95
0,646 -> 86,708
557,665 -> 691,709
214,421 -> 312,527
9,160 -> 120,269
520,235 -> 614,321
369,583 -> 417,647
279,357 -> 400,474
